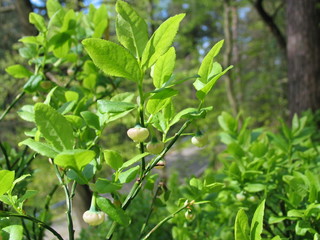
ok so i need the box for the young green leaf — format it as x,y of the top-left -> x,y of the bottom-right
54,149 -> 95,172
141,14 -> 185,69
152,47 -> 176,88
116,0 -> 148,58
0,170 -> 15,197
146,88 -> 178,114
5,65 -> 33,78
103,150 -> 123,170
82,38 -> 141,82
29,13 -> 47,33
97,197 -> 130,226
250,199 -> 266,240
235,209 -> 250,240
19,138 -> 59,158
121,152 -> 149,169
197,40 -> 224,83
34,103 -> 74,151
46,0 -> 63,19
195,65 -> 233,100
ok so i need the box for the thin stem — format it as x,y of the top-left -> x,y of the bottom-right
106,120 -> 192,240
141,205 -> 187,240
138,83 -> 146,175
0,141 -> 11,170
0,211 -> 63,240
54,165 -> 74,240
0,91 -> 25,122
21,218 -> 32,240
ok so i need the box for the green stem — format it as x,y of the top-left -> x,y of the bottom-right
0,211 -> 64,240
54,165 -> 74,240
0,91 -> 25,122
106,120 -> 192,240
141,205 -> 187,240
138,83 -> 146,175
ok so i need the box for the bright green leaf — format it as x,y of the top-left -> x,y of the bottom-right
0,170 -> 15,197
121,152 -> 149,169
2,225 -> 23,240
19,138 -> 59,158
141,14 -> 185,69
235,209 -> 250,240
103,150 -> 123,170
116,0 -> 148,57
81,111 -> 100,130
146,88 -> 178,114
82,38 -> 141,82
197,40 -> 224,83
5,65 -> 32,78
152,47 -> 176,88
29,13 -> 47,32
250,199 -> 266,240
34,103 -> 74,151
54,149 -> 95,172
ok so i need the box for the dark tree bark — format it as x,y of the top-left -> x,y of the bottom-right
286,0 -> 320,116
253,0 -> 286,52
14,0 -> 37,36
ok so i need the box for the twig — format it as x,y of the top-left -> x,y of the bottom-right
0,91 -> 25,122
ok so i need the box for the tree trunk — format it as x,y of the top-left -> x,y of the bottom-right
14,0 -> 37,36
286,0 -> 320,116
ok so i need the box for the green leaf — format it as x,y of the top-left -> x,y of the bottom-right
103,150 -> 123,170
17,105 -> 34,122
46,0 -> 63,19
2,225 -> 23,240
121,152 -> 149,169
271,236 -> 282,240
19,138 -> 59,158
34,103 -> 74,151
141,14 -> 185,69
5,65 -> 33,78
82,38 -> 141,82
0,170 -> 15,197
235,209 -> 250,240
146,88 -> 178,114
152,47 -> 176,88
24,74 -> 43,93
97,100 -> 136,113
244,184 -> 265,193
116,0 -> 148,58
118,165 -> 140,184
54,149 -> 95,172
168,108 -> 198,128
49,32 -> 71,58
197,40 -> 224,83
81,111 -> 100,130
250,199 -> 266,240
29,13 -> 47,32
97,197 -> 130,226
94,179 -> 122,193
195,65 -> 233,100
